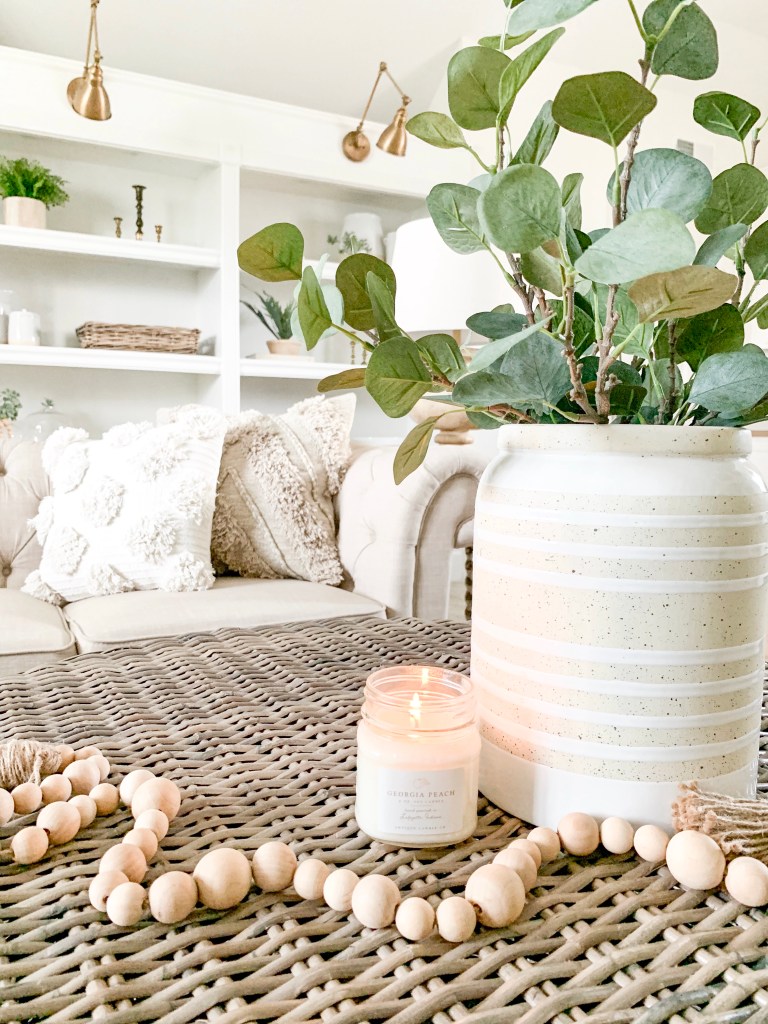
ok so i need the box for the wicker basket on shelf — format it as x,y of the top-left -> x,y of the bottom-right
76,322 -> 201,354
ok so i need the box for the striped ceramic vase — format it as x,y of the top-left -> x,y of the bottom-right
471,426 -> 768,829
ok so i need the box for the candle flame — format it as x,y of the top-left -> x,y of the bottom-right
409,691 -> 422,727
421,667 -> 430,688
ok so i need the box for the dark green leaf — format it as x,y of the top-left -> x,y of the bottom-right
645,1 -> 718,81
335,254 -> 395,331
498,29 -> 564,125
498,333 -> 571,414
744,293 -> 768,324
406,112 -> 469,151
478,31 -> 534,49
689,345 -> 768,414
745,222 -> 768,281
546,300 -> 595,354
466,308 -> 528,339
673,303 -> 744,370
317,368 -> 367,393
367,273 -> 402,344
297,267 -> 333,349
695,164 -> 768,234
694,224 -> 748,266
693,91 -> 761,141
575,209 -> 695,285
237,223 -> 304,282
505,0 -> 600,33
520,247 -> 563,295
393,419 -> 438,483
562,172 -> 583,230
513,102 -> 560,166
466,410 -> 503,429
427,183 -> 486,255
365,336 -> 432,417
416,334 -> 466,382
447,46 -> 510,131
478,164 -> 562,253
468,321 -> 547,373
579,356 -> 646,416
628,266 -> 737,322
552,71 -> 657,148
758,306 -> 768,330
607,148 -> 712,223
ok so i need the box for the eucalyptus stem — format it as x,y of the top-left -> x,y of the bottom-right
625,0 -> 646,39
562,277 -> 599,422
667,320 -> 680,418
653,1 -> 690,46
331,322 -> 374,351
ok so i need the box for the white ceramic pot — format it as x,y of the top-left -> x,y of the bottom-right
341,212 -> 384,259
471,425 -> 768,830
3,196 -> 46,229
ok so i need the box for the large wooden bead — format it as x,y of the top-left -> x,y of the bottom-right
507,838 -> 542,869
69,795 -> 98,828
293,858 -> 332,901
465,864 -> 525,928
0,789 -> 14,825
149,872 -> 199,924
41,775 -> 72,805
11,826 -> 49,864
100,843 -> 147,883
437,896 -> 476,943
134,809 -> 169,840
124,828 -> 158,862
90,783 -> 119,816
493,847 -> 537,890
193,848 -> 252,910
57,745 -> 76,769
527,827 -> 560,864
64,759 -> 100,796
725,857 -> 768,907
252,841 -> 297,892
12,782 -> 42,815
666,830 -> 725,890
600,817 -> 635,855
76,746 -> 103,760
558,813 -> 600,856
89,870 -> 130,912
395,897 -> 435,940
351,875 -> 400,929
38,801 -> 81,844
323,868 -> 359,912
119,769 -> 155,807
633,824 -> 670,863
89,754 -> 111,782
131,779 -> 181,821
106,881 -> 145,926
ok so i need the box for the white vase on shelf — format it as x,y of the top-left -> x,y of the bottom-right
3,196 -> 46,229
341,212 -> 384,259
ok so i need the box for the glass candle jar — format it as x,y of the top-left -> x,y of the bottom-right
355,665 -> 480,847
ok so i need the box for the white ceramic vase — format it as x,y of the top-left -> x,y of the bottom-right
3,196 -> 46,229
471,425 -> 768,829
341,212 -> 384,259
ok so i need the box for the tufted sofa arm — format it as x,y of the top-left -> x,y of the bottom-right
0,439 -> 48,591
335,442 -> 488,619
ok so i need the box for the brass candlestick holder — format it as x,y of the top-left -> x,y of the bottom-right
132,185 -> 146,240
114,216 -> 122,239
155,225 -> 163,243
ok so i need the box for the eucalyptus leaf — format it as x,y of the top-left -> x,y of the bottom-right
628,266 -> 737,322
427,183 -> 486,255
498,333 -> 572,414
238,223 -> 304,282
745,222 -> 768,281
673,303 -> 744,370
394,418 -> 439,484
594,286 -> 651,354
744,293 -> 768,324
642,358 -> 684,410
546,300 -> 595,354
297,267 -> 333,349
689,345 -> 768,414
406,112 -> 469,151
478,164 -> 562,253
335,254 -> 395,331
417,334 -> 466,382
520,247 -> 563,295
606,148 -> 712,223
365,336 -> 432,417
552,72 -> 657,148
575,209 -> 695,285
466,308 -> 528,339
513,101 -> 560,166
645,0 -> 718,81
505,0 -> 600,33
317,368 -> 367,393
452,369 -> 516,407
466,410 -> 504,429
478,31 -> 534,49
367,273 -> 402,344
693,91 -> 761,141
448,46 -> 510,131
693,224 -> 748,266
695,164 -> 768,234
468,321 -> 547,372
561,172 -> 583,230
498,29 -> 564,125
579,356 -> 646,416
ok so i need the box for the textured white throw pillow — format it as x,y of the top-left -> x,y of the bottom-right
23,408 -> 225,605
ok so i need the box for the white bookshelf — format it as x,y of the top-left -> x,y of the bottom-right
0,346 -> 221,374
240,358 -> 356,380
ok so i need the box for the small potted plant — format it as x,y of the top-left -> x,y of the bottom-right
241,291 -> 300,356
327,231 -> 371,257
0,157 -> 69,230
0,389 -> 21,439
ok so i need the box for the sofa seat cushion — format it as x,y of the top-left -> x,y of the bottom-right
64,576 -> 385,653
0,589 -> 77,673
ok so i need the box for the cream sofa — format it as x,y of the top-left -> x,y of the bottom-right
0,438 -> 487,676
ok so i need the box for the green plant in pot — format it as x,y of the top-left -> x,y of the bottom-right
0,389 -> 21,438
0,157 -> 69,230
241,290 -> 300,357
239,0 -> 768,828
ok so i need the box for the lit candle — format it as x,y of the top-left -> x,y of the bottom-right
355,665 -> 480,847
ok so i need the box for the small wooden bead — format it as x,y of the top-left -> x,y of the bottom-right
89,870 -> 129,912
666,830 -> 725,890
119,769 -> 155,807
100,843 -> 147,883
134,809 -> 169,840
0,789 -> 14,825
465,864 -> 525,928
89,754 -> 111,782
12,782 -> 42,815
41,774 -> 72,805
106,881 -> 145,926
76,746 -> 103,760
323,868 -> 359,912
63,760 -> 100,796
351,875 -> 400,929
90,783 -> 119,816
131,779 -> 181,821
37,801 -> 81,844
633,824 -> 670,863
57,745 -> 76,769
493,848 -> 537,890
558,813 -> 600,856
293,858 -> 332,901
527,827 -> 560,864
193,848 -> 252,910
395,897 -> 434,940
69,795 -> 98,828
725,857 -> 768,907
507,837 -> 542,869
437,896 -> 476,943
124,828 -> 158,862
11,826 -> 49,864
600,817 -> 635,855
252,841 -> 297,892
149,872 -> 199,924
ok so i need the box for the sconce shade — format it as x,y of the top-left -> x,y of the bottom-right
68,63 -> 111,121
377,107 -> 408,157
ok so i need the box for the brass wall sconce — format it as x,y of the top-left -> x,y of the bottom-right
68,0 -> 111,121
342,62 -> 410,162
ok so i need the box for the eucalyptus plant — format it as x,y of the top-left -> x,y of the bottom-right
239,0 -> 768,481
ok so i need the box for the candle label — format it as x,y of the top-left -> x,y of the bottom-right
375,766 -> 465,835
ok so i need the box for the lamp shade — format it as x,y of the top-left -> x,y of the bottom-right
68,64 -> 111,121
377,107 -> 408,157
389,218 -> 510,333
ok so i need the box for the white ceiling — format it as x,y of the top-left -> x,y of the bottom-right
0,1 -> 761,119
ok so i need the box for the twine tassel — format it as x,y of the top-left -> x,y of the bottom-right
673,782 -> 768,861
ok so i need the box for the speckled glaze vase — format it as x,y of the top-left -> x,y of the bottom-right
471,425 -> 768,829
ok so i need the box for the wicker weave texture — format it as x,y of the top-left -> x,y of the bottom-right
76,322 -> 200,353
0,616 -> 766,1024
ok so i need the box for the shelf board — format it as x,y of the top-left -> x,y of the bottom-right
241,358 -> 356,380
0,346 -> 221,374
0,225 -> 220,269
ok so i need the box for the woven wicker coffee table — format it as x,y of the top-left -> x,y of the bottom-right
1,616 -> 767,1023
